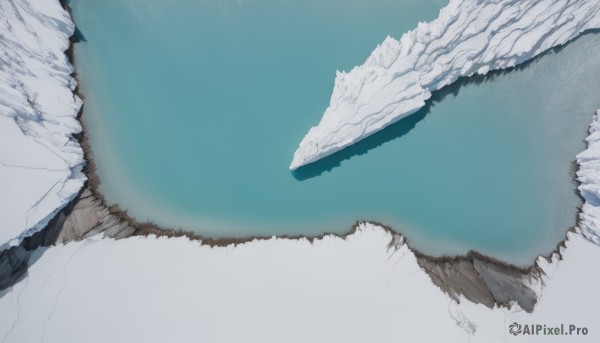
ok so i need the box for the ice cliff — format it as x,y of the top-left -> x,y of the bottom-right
0,0 -> 84,248
290,0 -> 600,170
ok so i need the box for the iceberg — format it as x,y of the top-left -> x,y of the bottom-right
290,0 -> 600,170
0,0 -> 84,248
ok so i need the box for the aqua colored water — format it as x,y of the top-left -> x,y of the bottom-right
71,0 -> 600,265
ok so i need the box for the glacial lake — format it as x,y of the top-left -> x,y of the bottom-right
71,0 -> 600,265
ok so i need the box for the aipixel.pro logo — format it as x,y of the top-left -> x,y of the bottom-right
509,322 -> 589,336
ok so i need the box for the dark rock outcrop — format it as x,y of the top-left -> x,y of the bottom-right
415,251 -> 541,312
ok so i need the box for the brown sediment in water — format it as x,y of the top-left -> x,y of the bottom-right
2,0 -> 583,312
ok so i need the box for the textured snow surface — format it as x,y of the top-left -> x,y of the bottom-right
0,224 -> 599,343
0,0 -> 84,248
290,0 -> 600,169
577,111 -> 600,244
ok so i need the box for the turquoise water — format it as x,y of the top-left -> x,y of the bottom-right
71,0 -> 600,265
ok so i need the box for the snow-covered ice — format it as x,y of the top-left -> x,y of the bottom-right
0,224 -> 599,343
577,111 -> 600,244
0,0 -> 84,248
290,0 -> 600,170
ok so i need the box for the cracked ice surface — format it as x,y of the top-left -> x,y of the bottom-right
290,0 -> 600,170
0,0 -> 84,248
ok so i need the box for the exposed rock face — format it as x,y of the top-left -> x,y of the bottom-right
0,185 -> 135,291
473,259 -> 537,312
55,189 -> 136,243
416,257 -> 496,309
416,252 -> 539,313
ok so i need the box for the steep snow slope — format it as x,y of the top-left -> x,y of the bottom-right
0,0 -> 84,248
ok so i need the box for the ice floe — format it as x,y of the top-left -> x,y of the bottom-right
290,0 -> 600,170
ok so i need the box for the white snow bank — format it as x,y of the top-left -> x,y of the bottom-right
0,0 -> 84,248
290,0 -> 600,169
577,111 -> 600,244
0,224 -> 598,342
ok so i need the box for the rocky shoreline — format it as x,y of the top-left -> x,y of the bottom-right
0,0 -> 591,315
2,167 -> 574,312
